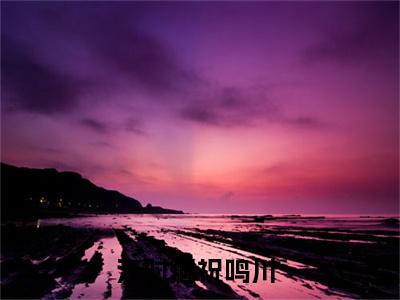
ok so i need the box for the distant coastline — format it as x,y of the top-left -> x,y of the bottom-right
1,162 -> 183,220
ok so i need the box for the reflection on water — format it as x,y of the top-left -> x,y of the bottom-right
37,214 -> 398,299
147,229 -> 332,299
70,237 -> 122,300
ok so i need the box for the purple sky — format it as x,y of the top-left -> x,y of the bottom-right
1,2 -> 399,213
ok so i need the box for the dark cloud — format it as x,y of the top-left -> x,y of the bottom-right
80,118 -> 110,134
1,3 -> 201,118
303,2 -> 398,65
180,87 -> 325,129
94,25 -> 199,95
284,116 -> 327,129
180,101 -> 256,127
39,4 -> 201,96
1,35 -> 83,114
124,118 -> 146,135
218,88 -> 248,109
89,141 -> 114,148
180,105 -> 221,126
180,87 -> 273,127
2,3 -> 330,132
81,118 -> 146,135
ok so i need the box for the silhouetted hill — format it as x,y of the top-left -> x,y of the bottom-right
1,163 -> 183,219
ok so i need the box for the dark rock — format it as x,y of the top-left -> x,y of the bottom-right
1,162 -> 183,219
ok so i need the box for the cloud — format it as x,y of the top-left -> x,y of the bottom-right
46,5 -> 201,96
180,87 -> 274,127
2,3 -> 328,133
80,118 -> 110,134
94,26 -> 199,95
303,2 -> 398,65
179,87 -> 326,129
124,118 -> 146,135
90,141 -> 114,148
180,105 -> 221,126
2,4 -> 201,118
80,117 -> 147,136
284,116 -> 327,129
1,35 -> 83,114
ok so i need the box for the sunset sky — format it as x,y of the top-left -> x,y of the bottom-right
1,2 -> 398,213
